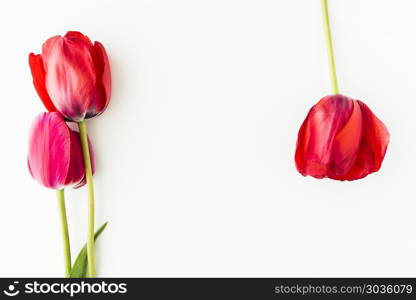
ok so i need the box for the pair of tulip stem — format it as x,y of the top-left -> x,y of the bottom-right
56,121 -> 95,278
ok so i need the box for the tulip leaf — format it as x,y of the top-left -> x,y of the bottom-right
69,222 -> 108,278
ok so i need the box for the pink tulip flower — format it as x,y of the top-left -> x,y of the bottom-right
295,94 -> 390,181
29,31 -> 111,121
28,112 -> 95,189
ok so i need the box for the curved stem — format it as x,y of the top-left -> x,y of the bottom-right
322,0 -> 339,94
78,120 -> 96,278
57,189 -> 71,277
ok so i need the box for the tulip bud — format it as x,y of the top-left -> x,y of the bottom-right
28,112 -> 95,189
295,94 -> 390,181
29,31 -> 111,122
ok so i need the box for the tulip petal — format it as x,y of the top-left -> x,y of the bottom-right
64,31 -> 93,48
28,113 -> 70,189
86,41 -> 111,118
337,101 -> 390,180
65,130 -> 86,186
295,95 -> 354,178
28,53 -> 57,112
329,100 -> 362,178
42,34 -> 96,121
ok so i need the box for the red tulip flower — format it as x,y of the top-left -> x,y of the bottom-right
295,95 -> 389,180
28,112 -> 95,189
29,31 -> 111,122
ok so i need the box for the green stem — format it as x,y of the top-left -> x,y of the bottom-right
322,0 -> 339,94
78,120 -> 96,278
57,189 -> 71,277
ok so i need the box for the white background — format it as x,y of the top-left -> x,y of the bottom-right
0,0 -> 415,277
